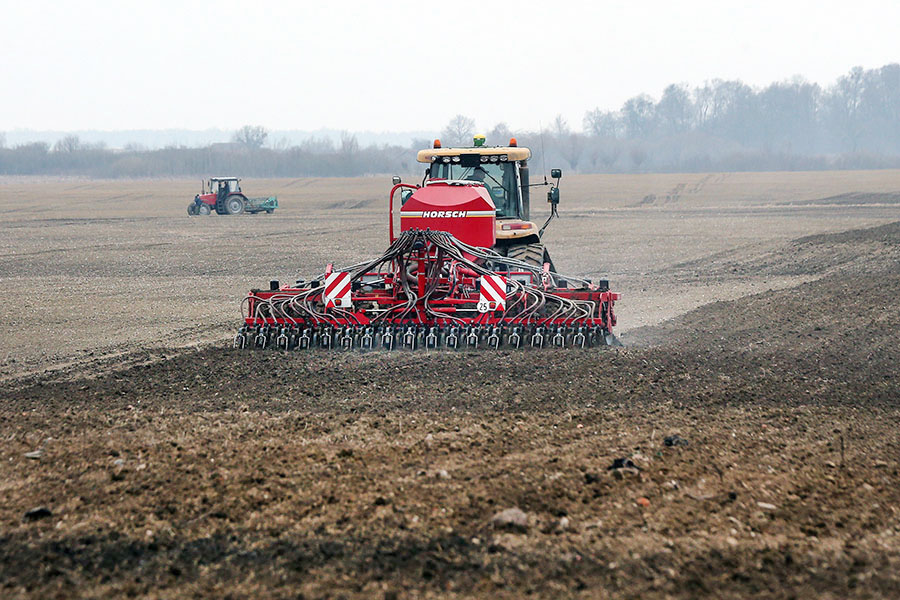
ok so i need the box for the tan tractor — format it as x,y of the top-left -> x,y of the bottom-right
413,135 -> 562,270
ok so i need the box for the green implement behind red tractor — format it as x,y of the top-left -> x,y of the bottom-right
188,177 -> 278,216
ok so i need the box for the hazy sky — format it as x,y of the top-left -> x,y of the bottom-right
2,0 -> 898,134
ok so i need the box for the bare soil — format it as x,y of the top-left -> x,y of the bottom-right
1,173 -> 900,598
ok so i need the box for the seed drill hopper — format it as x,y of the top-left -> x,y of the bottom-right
234,137 -> 620,350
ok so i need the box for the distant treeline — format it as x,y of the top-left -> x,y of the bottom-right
576,63 -> 900,173
1,64 -> 898,177
0,131 -> 423,179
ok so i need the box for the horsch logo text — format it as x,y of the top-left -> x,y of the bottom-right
422,210 -> 467,218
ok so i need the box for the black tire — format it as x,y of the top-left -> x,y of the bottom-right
507,243 -> 546,267
187,204 -> 198,216
225,195 -> 245,215
266,208 -> 274,214
198,204 -> 211,216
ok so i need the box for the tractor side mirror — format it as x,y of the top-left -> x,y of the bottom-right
548,169 -> 562,205
548,187 -> 560,205
392,175 -> 401,185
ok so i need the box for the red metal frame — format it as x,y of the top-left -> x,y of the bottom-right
243,246 -> 618,330
389,183 -> 418,242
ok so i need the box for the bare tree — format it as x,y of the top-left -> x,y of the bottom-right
337,131 -> 360,175
441,115 -> 476,146
622,95 -> 656,139
340,131 -> 359,155
552,114 -> 570,137
757,78 -> 820,153
826,67 -> 866,152
489,122 -> 513,144
694,83 -> 714,127
233,125 -> 269,148
657,84 -> 693,135
584,109 -> 622,138
0,132 -> 5,148
53,135 -> 80,153
548,114 -> 583,170
558,134 -> 583,170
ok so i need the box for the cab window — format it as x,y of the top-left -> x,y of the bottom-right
428,162 -> 519,218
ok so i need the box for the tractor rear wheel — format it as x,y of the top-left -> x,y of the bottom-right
198,204 -> 211,216
225,195 -> 245,215
507,243 -> 546,267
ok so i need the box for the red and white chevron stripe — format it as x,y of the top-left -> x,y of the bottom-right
323,272 -> 352,309
479,275 -> 507,310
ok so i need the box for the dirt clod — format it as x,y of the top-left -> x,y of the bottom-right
664,434 -> 689,447
491,508 -> 529,532
608,457 -> 640,471
23,507 -> 52,521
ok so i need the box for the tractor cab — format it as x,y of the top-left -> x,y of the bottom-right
412,137 -> 562,264
209,177 -> 241,200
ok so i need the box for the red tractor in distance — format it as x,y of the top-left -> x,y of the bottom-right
188,177 -> 278,216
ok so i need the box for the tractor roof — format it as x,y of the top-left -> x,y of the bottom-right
416,146 -> 531,163
209,176 -> 240,181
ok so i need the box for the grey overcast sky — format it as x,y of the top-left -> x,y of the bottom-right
2,0 -> 898,134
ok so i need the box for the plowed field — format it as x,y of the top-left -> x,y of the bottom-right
2,172 -> 900,598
